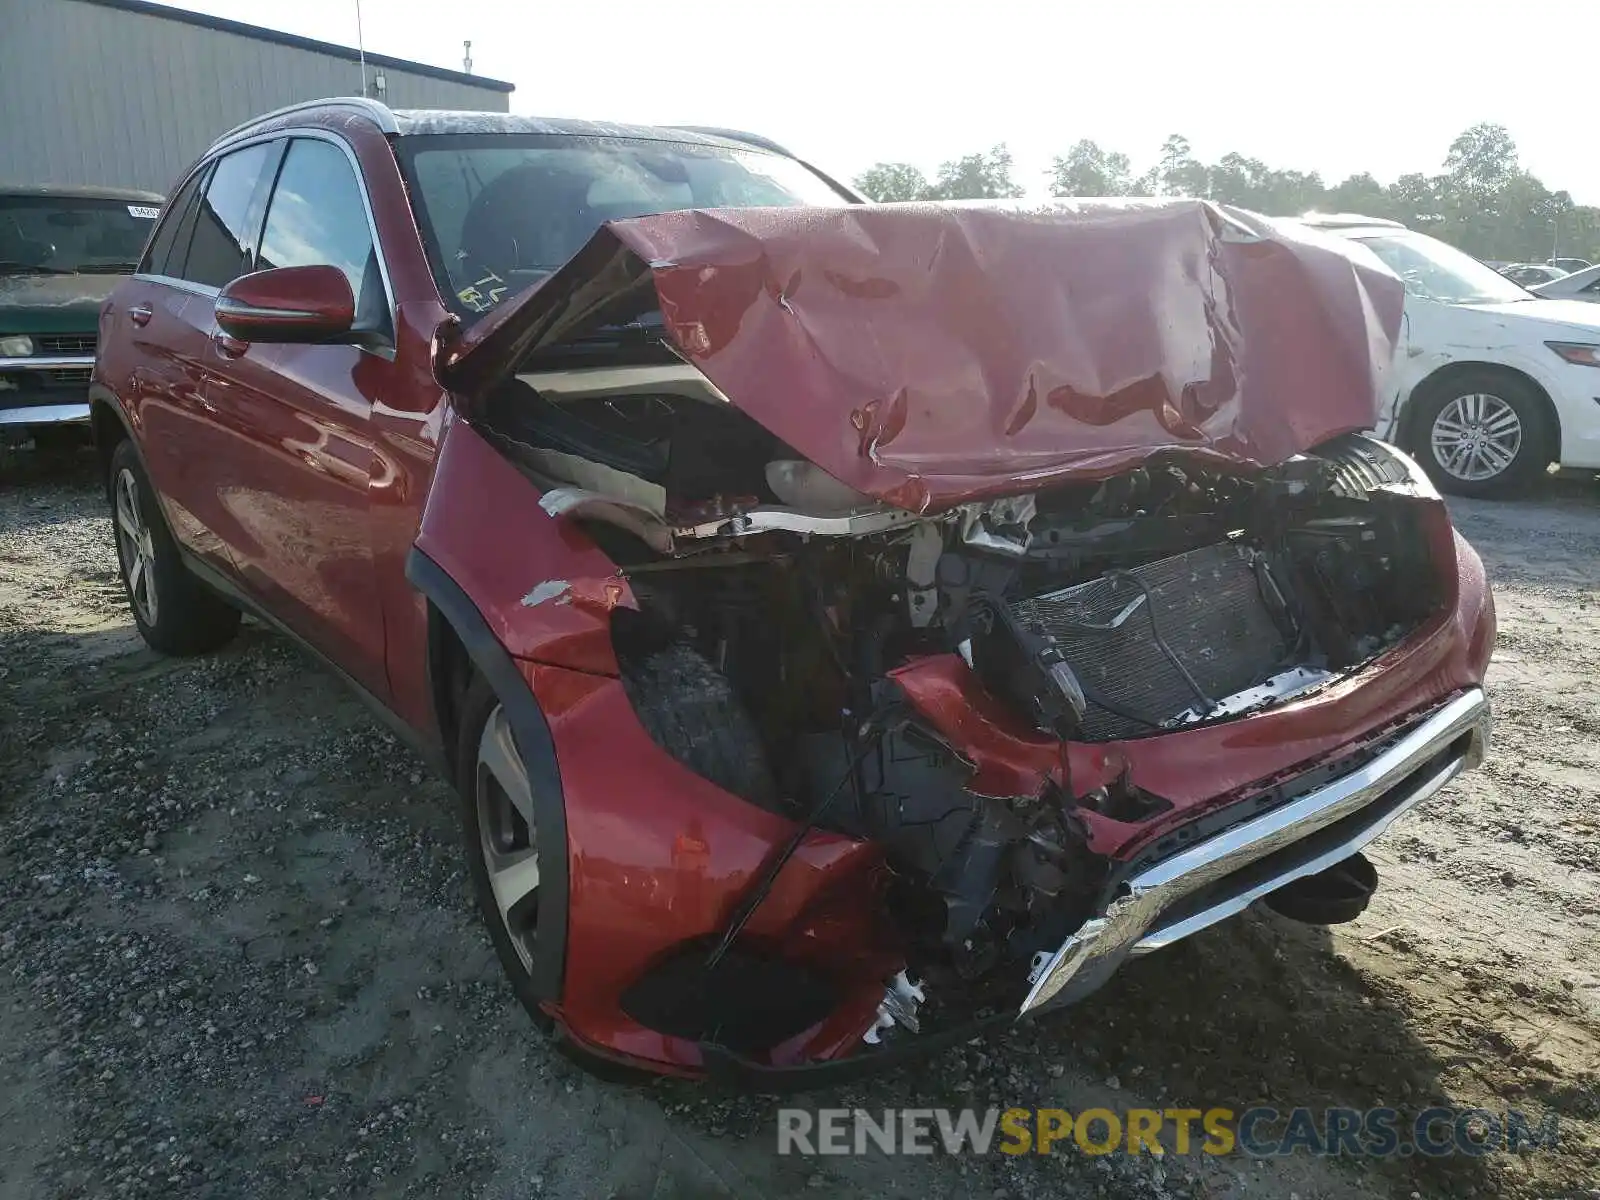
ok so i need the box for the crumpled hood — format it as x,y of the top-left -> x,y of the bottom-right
0,273 -> 117,335
441,199 -> 1404,512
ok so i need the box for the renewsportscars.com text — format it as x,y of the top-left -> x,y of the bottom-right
777,1106 -> 1560,1158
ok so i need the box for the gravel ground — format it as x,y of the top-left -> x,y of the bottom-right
1,448 -> 1597,1199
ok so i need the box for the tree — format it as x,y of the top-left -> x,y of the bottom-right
1157,134 -> 1209,197
1387,172 -> 1444,227
1438,123 -> 1521,250
1325,173 -> 1391,219
1207,152 -> 1271,209
1048,139 -> 1134,197
1443,123 -> 1520,198
850,123 -> 1600,263
853,162 -> 931,203
1260,169 -> 1326,216
926,144 -> 1024,200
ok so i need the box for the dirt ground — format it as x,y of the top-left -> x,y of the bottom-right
1,449 -> 1597,1200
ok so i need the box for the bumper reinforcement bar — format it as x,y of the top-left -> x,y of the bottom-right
1020,687 -> 1490,1013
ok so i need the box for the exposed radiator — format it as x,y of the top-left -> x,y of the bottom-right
1008,541 -> 1288,740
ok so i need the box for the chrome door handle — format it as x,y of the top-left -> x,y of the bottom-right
129,304 -> 152,327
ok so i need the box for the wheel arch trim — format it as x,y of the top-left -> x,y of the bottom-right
87,383 -> 137,488
406,546 -> 569,1004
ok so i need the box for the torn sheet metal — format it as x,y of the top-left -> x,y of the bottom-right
440,199 -> 1405,513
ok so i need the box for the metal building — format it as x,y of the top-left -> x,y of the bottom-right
0,0 -> 514,195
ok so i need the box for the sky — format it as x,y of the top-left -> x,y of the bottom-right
166,0 -> 1600,206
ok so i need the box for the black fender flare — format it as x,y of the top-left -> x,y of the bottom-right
87,383 -> 137,486
87,384 -> 201,547
405,547 -> 569,1004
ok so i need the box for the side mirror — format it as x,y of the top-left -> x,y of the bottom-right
214,265 -> 355,344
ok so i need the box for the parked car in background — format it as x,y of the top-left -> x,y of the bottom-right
1531,262 -> 1600,303
1302,214 -> 1600,496
1546,257 -> 1593,274
92,100 -> 1494,1082
1,184 -> 163,445
1498,262 -> 1569,288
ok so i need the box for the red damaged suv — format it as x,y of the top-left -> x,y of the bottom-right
92,97 -> 1494,1084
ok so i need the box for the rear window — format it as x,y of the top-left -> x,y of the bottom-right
183,141 -> 277,290
0,194 -> 160,275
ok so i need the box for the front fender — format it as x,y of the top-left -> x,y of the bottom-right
1391,346 -> 1564,444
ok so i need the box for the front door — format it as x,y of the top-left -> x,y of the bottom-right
200,135 -> 397,700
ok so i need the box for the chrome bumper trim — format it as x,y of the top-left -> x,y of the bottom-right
0,355 -> 95,371
1020,688 -> 1490,1015
0,403 -> 91,426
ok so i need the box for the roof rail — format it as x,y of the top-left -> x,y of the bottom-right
209,96 -> 398,150
669,125 -> 795,158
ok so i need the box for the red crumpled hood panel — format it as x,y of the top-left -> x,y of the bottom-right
442,199 -> 1404,512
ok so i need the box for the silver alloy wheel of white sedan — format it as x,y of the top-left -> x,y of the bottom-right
1429,392 -> 1524,483
476,704 -> 540,972
113,465 -> 158,625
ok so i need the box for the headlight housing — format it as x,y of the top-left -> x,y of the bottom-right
1546,341 -> 1600,368
0,335 -> 34,357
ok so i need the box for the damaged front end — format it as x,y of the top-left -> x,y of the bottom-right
435,200 -> 1494,1079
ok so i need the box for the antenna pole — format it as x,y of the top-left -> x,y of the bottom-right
355,0 -> 369,97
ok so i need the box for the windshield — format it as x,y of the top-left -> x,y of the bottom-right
0,195 -> 159,274
398,134 -> 852,320
1354,231 -> 1532,305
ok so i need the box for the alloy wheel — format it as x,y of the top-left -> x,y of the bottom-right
113,466 -> 158,626
1429,393 -> 1523,483
476,704 -> 540,972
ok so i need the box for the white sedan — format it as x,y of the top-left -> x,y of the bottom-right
1531,263 -> 1600,303
1301,215 -> 1600,496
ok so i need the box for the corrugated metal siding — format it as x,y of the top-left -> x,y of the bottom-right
0,0 -> 510,194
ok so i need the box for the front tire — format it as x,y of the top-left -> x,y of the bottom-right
456,676 -> 553,1032
1410,370 -> 1552,497
108,439 -> 240,655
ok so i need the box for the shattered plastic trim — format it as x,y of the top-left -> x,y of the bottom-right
520,580 -> 572,608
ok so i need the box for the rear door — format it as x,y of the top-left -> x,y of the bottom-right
132,139 -> 282,571
102,162 -> 218,558
198,133 -> 395,699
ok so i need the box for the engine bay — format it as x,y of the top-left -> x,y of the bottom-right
482,364 -> 1452,1023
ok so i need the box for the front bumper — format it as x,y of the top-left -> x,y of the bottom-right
0,402 -> 90,427
1022,687 -> 1489,1012
702,687 -> 1490,1089
0,354 -> 94,426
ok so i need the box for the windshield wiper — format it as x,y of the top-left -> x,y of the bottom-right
522,319 -> 671,364
571,318 -> 665,343
0,262 -> 72,275
73,262 -> 141,274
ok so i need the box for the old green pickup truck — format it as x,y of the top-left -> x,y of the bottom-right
2,184 -> 163,443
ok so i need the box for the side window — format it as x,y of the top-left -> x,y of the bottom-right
138,169 -> 205,277
258,138 -> 387,333
183,141 -> 276,289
